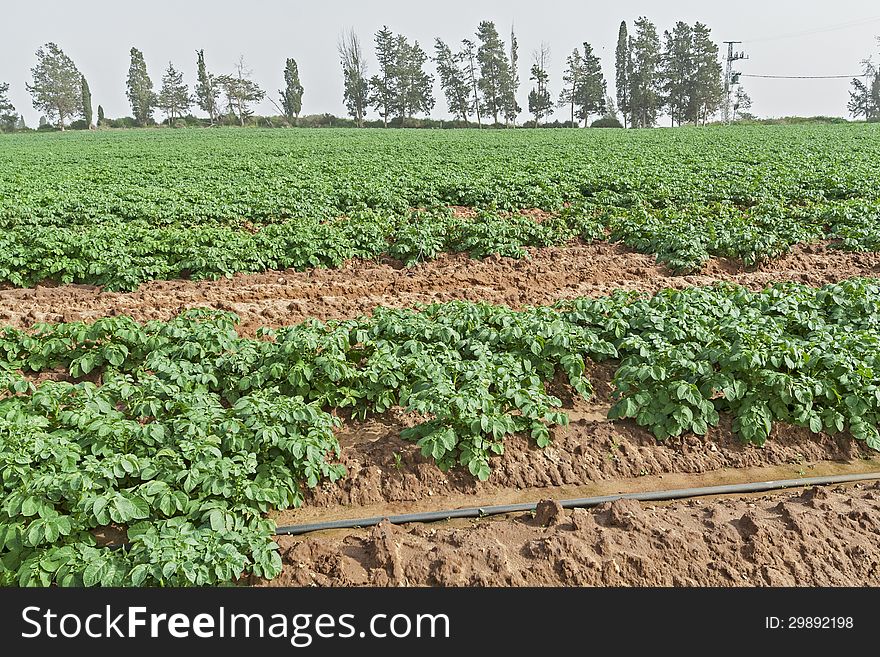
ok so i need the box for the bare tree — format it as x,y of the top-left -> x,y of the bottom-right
216,56 -> 265,126
338,28 -> 368,127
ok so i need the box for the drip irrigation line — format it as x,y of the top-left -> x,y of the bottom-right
274,472 -> 880,537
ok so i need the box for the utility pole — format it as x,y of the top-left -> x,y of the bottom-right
723,41 -> 747,123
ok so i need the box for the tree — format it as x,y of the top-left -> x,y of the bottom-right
26,43 -> 82,130
687,23 -> 723,125
732,86 -> 753,120
279,58 -> 304,125
368,26 -> 398,127
434,38 -> 473,125
849,45 -> 879,121
628,17 -> 662,128
339,28 -> 368,127
461,39 -> 482,127
126,47 -> 156,127
558,48 -> 584,126
81,75 -> 93,128
157,62 -> 192,125
216,57 -> 265,126
528,43 -> 552,126
0,82 -> 16,132
502,25 -> 521,125
393,36 -> 434,124
615,21 -> 630,128
195,50 -> 220,124
476,21 -> 509,124
660,21 -> 693,126
576,42 -> 607,126
97,104 -> 105,127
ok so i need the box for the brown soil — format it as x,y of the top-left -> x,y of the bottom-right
264,482 -> 880,586
1,241 -> 877,337
287,399 -> 872,521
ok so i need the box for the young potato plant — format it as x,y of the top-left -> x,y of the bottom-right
4,279 -> 880,586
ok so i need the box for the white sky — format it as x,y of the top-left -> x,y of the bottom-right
1,0 -> 879,125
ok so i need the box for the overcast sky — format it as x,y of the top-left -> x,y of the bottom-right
2,0 -> 879,126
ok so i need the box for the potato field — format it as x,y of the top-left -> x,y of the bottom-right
2,124 -> 880,587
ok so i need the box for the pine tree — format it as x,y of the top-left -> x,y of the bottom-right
688,23 -> 723,125
393,37 -> 434,124
660,22 -> 693,126
575,42 -> 607,127
369,26 -> 397,127
615,21 -> 630,128
157,62 -> 192,125
476,21 -> 509,125
195,50 -> 219,124
0,82 -> 17,132
434,38 -> 472,125
126,47 -> 156,127
558,49 -> 584,126
628,17 -> 662,128
81,75 -> 93,128
26,43 -> 82,129
279,58 -> 304,125
528,43 -> 552,126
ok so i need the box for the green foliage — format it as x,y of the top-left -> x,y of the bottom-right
3,279 -> 880,586
126,48 -> 156,127
26,43 -> 82,129
1,124 -> 880,288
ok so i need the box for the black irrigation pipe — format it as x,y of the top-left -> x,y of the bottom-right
274,472 -> 880,537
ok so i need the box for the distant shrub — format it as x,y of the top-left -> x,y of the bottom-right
592,115 -> 624,128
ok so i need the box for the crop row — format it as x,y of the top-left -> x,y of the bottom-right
2,125 -> 880,289
3,278 -> 880,586
3,197 -> 880,289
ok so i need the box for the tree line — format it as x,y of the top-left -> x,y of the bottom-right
0,16 -> 800,133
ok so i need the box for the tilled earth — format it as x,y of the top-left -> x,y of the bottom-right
264,484 -> 880,587
1,240 -> 878,337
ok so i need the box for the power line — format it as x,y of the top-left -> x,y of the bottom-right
741,73 -> 862,79
743,15 -> 880,43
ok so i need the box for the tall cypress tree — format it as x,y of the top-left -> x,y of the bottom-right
81,75 -> 93,128
279,58 -> 304,125
688,23 -> 723,125
502,25 -> 520,125
195,49 -> 219,124
615,21 -> 630,128
126,47 -> 156,126
97,104 -> 105,126
576,42 -> 607,127
476,21 -> 508,125
661,21 -> 693,126
628,17 -> 661,128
